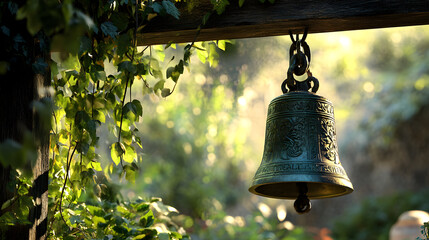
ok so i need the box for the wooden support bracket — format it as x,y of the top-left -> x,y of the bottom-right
137,0 -> 429,45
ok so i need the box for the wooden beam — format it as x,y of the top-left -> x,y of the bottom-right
138,0 -> 429,45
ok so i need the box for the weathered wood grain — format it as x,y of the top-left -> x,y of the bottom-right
137,0 -> 429,45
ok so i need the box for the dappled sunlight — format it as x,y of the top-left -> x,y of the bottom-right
258,202 -> 272,218
276,205 -> 287,222
80,24 -> 429,239
7,0 -> 429,238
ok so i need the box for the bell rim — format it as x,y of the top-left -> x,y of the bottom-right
248,180 -> 354,200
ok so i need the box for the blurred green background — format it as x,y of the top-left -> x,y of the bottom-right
100,25 -> 429,239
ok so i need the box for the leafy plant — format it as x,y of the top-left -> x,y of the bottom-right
0,0 -> 230,238
50,197 -> 190,240
332,191 -> 429,240
190,203 -> 311,240
418,222 -> 429,240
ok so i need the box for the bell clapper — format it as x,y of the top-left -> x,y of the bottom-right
294,183 -> 312,214
294,194 -> 311,214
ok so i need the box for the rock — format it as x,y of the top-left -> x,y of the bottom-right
390,210 -> 429,240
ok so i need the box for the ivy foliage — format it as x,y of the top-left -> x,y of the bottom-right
0,0 -> 230,239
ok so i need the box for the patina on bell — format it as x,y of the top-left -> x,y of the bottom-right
249,91 -> 354,213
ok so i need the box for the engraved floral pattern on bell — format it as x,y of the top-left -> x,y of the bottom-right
280,117 -> 304,159
320,118 -> 340,164
263,91 -> 341,164
262,121 -> 276,161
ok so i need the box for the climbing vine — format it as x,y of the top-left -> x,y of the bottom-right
0,0 -> 230,238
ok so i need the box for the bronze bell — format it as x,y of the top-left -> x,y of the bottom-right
249,31 -> 353,214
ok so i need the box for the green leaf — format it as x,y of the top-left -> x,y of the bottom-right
202,13 -> 211,25
217,40 -> 226,51
90,70 -> 107,83
184,49 -> 191,62
76,142 -> 90,154
93,110 -> 106,123
113,225 -> 128,234
166,67 -> 175,79
111,12 -> 129,32
101,22 -> 118,38
123,102 -> 138,122
123,145 -> 136,163
239,0 -> 245,7
118,118 -> 131,131
158,233 -> 169,240
151,2 -> 163,13
117,34 -> 131,56
87,161 -> 102,171
139,209 -> 154,227
162,0 -> 180,19
154,45 -> 166,62
79,36 -> 92,55
131,162 -> 139,170
164,42 -> 175,49
92,215 -> 106,226
171,70 -> 180,83
86,119 -> 97,142
136,202 -> 150,212
118,61 -> 136,74
132,100 -> 143,117
136,63 -> 147,75
18,184 -> 29,196
154,80 -> 165,91
208,43 -> 219,67
121,130 -> 133,145
166,63 -> 182,83
177,60 -> 184,74
111,142 -> 125,165
196,49 -> 208,63
75,111 -> 90,130
1,198 -> 14,211
134,234 -> 147,240
51,30 -> 82,55
124,165 -> 136,183
211,0 -> 229,15
161,88 -> 171,98
19,6 -> 42,35
8,2 -> 18,15
116,205 -> 128,214
86,205 -> 103,216
135,136 -> 143,149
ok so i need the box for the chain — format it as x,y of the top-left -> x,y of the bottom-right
281,28 -> 319,94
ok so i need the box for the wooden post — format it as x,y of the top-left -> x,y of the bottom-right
0,17 -> 50,240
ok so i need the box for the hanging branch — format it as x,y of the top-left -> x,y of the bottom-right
116,0 -> 139,168
58,142 -> 77,227
117,74 -> 130,168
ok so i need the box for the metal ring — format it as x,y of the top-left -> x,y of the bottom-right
308,76 -> 319,93
288,28 -> 308,43
291,53 -> 308,76
281,79 -> 288,93
301,28 -> 308,42
289,30 -> 296,43
302,41 -> 311,64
